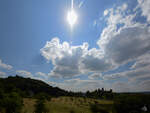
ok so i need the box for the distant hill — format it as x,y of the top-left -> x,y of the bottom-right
0,75 -> 66,97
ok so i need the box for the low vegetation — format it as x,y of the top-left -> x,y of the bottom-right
22,97 -> 114,113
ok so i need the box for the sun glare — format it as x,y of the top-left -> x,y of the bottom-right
67,10 -> 78,28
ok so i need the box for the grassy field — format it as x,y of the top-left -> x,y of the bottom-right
22,97 -> 114,113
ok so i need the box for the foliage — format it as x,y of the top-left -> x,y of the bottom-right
0,75 -> 67,98
114,93 -> 150,113
70,110 -> 75,113
34,92 -> 52,101
0,91 -> 23,113
34,98 -> 49,113
86,88 -> 113,99
90,104 -> 109,113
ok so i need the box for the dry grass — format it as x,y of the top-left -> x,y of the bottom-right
22,97 -> 114,113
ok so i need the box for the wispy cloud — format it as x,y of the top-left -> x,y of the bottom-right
78,0 -> 85,8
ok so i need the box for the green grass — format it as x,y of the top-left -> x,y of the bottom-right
22,97 -> 114,113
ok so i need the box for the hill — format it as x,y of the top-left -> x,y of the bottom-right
0,75 -> 66,97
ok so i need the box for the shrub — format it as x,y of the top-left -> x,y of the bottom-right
34,98 -> 49,113
70,110 -> 75,113
0,92 -> 23,113
114,94 -> 150,113
90,104 -> 109,113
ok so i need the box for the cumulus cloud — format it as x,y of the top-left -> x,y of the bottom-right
0,59 -> 13,70
102,26 -> 150,64
41,38 -> 113,78
93,1 -> 150,92
80,48 -> 114,73
98,2 -> 150,66
41,38 -> 87,78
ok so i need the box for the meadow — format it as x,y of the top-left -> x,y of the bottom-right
22,97 -> 114,113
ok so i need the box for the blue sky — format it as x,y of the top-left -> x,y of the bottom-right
0,0 -> 150,92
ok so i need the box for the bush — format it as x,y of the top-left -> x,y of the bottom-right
34,98 -> 49,113
114,94 -> 150,113
90,104 -> 109,113
70,110 -> 75,113
35,92 -> 51,101
0,92 -> 23,113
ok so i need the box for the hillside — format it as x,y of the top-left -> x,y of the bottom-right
0,75 -> 66,97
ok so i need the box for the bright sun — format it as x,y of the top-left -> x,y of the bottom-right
67,10 -> 78,27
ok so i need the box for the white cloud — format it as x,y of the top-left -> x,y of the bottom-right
88,73 -> 102,80
0,59 -> 13,70
137,0 -> 150,22
40,38 -> 88,78
16,70 -> 33,77
103,26 -> 150,64
79,0 -> 84,8
52,78 -> 106,92
41,38 -> 113,78
35,72 -> 47,76
104,10 -> 108,16
34,72 -> 49,81
111,81 -> 132,92
40,1 -> 150,92
95,1 -> 150,91
103,61 -> 150,92
0,71 -> 6,78
80,48 -> 114,73
140,80 -> 150,91
104,73 -> 125,80
131,52 -> 150,69
98,2 -> 150,66
104,64 -> 150,81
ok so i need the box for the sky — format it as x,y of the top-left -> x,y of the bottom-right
0,0 -> 150,92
